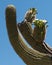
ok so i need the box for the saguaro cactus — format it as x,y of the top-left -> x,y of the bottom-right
5,5 -> 52,65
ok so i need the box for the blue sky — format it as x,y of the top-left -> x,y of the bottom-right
0,0 -> 52,65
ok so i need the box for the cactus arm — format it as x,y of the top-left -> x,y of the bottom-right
5,5 -> 52,65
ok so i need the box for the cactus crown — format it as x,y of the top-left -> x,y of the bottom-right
29,8 -> 37,15
33,19 -> 48,29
